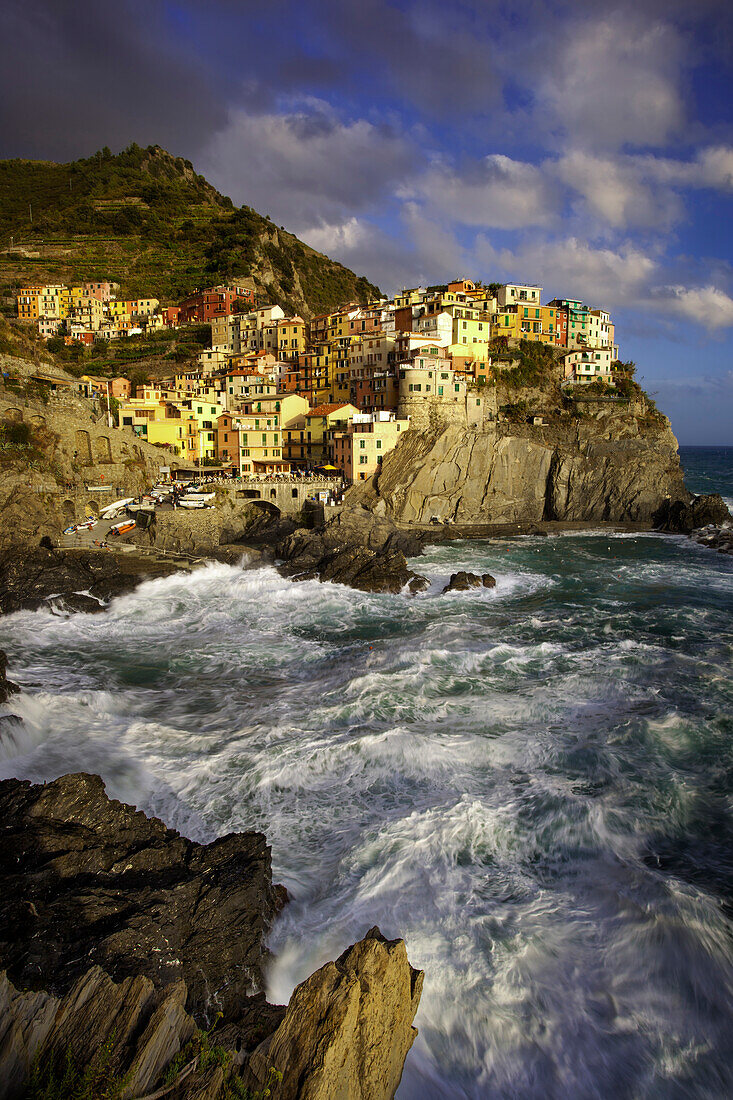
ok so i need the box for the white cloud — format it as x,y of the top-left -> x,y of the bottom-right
538,12 -> 686,150
473,233 -> 733,331
402,154 -> 557,229
474,235 -> 657,307
200,103 -> 416,234
554,151 -> 683,229
657,285 -> 733,328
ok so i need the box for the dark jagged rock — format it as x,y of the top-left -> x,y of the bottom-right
408,575 -> 431,593
482,573 -> 497,587
0,773 -> 285,1026
0,650 -> 19,703
689,523 -> 733,556
0,546 -> 180,615
653,493 -> 732,534
443,571 -> 481,593
276,506 -> 428,594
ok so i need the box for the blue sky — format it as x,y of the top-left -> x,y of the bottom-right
3,0 -> 732,442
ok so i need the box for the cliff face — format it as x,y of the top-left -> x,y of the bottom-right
349,403 -> 688,526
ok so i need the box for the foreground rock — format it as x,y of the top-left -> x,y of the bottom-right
1,927 -> 423,1100
0,966 -> 202,1100
246,928 -> 423,1100
0,773 -> 284,1025
0,545 -> 182,615
0,774 -> 424,1100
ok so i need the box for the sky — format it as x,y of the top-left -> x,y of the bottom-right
2,0 -> 732,443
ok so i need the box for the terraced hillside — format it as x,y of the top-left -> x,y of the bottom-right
0,144 -> 380,317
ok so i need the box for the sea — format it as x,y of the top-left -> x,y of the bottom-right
1,446 -> 732,1099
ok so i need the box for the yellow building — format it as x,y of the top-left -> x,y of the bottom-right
16,287 -> 44,321
276,317 -> 306,361
146,412 -> 198,457
516,303 -> 558,343
334,411 -> 410,482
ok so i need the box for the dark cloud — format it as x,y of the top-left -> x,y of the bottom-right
0,0 -> 229,161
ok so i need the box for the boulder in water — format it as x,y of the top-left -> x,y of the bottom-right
442,571 -> 482,593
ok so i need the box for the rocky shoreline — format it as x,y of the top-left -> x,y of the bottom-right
2,490 -> 731,618
0,773 -> 423,1100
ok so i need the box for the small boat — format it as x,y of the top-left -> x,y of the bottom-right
76,518 -> 98,531
179,491 -> 216,508
109,519 -> 136,537
100,497 -> 134,519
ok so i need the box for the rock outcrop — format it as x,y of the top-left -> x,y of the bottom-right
653,493 -> 732,534
0,775 -> 424,1100
442,571 -> 496,593
245,927 -> 423,1100
347,407 -> 688,527
276,507 -> 428,593
0,649 -> 19,703
0,967 -> 202,1100
689,523 -> 733,555
0,545 -> 183,615
0,773 -> 285,1025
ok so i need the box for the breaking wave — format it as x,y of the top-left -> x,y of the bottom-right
2,531 -> 733,1098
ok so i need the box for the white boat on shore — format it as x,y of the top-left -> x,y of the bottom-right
100,498 -> 134,520
178,492 -> 216,509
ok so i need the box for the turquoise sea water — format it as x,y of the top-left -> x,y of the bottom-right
1,450 -> 732,1098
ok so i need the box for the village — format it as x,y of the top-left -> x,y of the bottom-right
15,277 -> 622,482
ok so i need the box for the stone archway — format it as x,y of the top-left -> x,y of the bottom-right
75,429 -> 93,465
29,414 -> 46,427
4,407 -> 23,422
85,500 -> 100,517
95,435 -> 112,463
62,499 -> 76,524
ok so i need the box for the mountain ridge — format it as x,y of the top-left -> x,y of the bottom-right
0,143 -> 380,317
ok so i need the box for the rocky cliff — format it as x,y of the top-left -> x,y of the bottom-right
348,402 -> 689,527
0,774 -> 423,1100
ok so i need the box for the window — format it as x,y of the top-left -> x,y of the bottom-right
360,439 -> 366,449
455,384 -> 460,392
359,455 -> 368,464
376,440 -> 382,449
438,386 -> 444,396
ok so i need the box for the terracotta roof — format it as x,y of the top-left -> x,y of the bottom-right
307,403 -> 351,417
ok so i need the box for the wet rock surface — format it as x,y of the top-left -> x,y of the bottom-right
245,927 -> 423,1100
654,492 -> 732,534
0,649 -> 19,703
276,506 -> 428,594
0,775 -> 424,1100
0,773 -> 284,1025
0,546 -> 181,615
442,571 -> 496,593
689,522 -> 733,555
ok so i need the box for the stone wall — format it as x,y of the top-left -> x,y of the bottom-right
0,386 -> 194,529
398,384 -> 498,432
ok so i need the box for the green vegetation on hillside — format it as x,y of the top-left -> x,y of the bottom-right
0,144 -> 380,315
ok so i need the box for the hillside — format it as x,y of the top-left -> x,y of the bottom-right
0,144 -> 380,317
